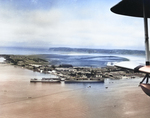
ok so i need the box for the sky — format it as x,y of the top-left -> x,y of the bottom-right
0,0 -> 147,50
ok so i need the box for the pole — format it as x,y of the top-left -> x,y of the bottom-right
143,0 -> 150,65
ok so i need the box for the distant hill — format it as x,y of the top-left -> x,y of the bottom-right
49,47 -> 145,56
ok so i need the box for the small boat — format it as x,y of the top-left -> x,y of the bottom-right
42,78 -> 61,83
30,78 -> 61,83
30,78 -> 41,82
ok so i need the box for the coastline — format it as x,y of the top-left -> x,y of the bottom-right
1,55 -> 150,118
0,54 -> 145,81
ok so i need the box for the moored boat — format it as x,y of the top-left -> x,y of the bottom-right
30,78 -> 61,83
30,78 -> 41,82
64,78 -> 104,83
42,78 -> 61,83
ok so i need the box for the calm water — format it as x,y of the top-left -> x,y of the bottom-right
1,63 -> 150,118
0,47 -> 145,67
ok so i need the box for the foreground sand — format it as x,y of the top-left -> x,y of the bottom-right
0,63 -> 150,118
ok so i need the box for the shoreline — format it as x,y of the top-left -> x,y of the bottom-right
1,55 -> 150,118
0,54 -> 145,81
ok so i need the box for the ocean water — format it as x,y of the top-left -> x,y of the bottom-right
0,63 -> 150,118
0,47 -> 149,118
0,47 -> 145,67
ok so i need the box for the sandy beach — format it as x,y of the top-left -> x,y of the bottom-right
0,63 -> 150,118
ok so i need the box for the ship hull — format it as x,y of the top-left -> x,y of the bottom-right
65,78 -> 104,83
30,78 -> 61,83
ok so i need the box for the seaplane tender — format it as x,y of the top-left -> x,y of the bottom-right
111,0 -> 150,96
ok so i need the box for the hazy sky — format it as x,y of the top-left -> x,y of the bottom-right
0,0 -> 147,50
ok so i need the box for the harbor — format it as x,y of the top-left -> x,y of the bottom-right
0,55 -> 149,118
0,54 -> 144,83
0,0 -> 150,117
0,62 -> 150,118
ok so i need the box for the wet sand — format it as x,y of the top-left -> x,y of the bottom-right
0,63 -> 150,118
